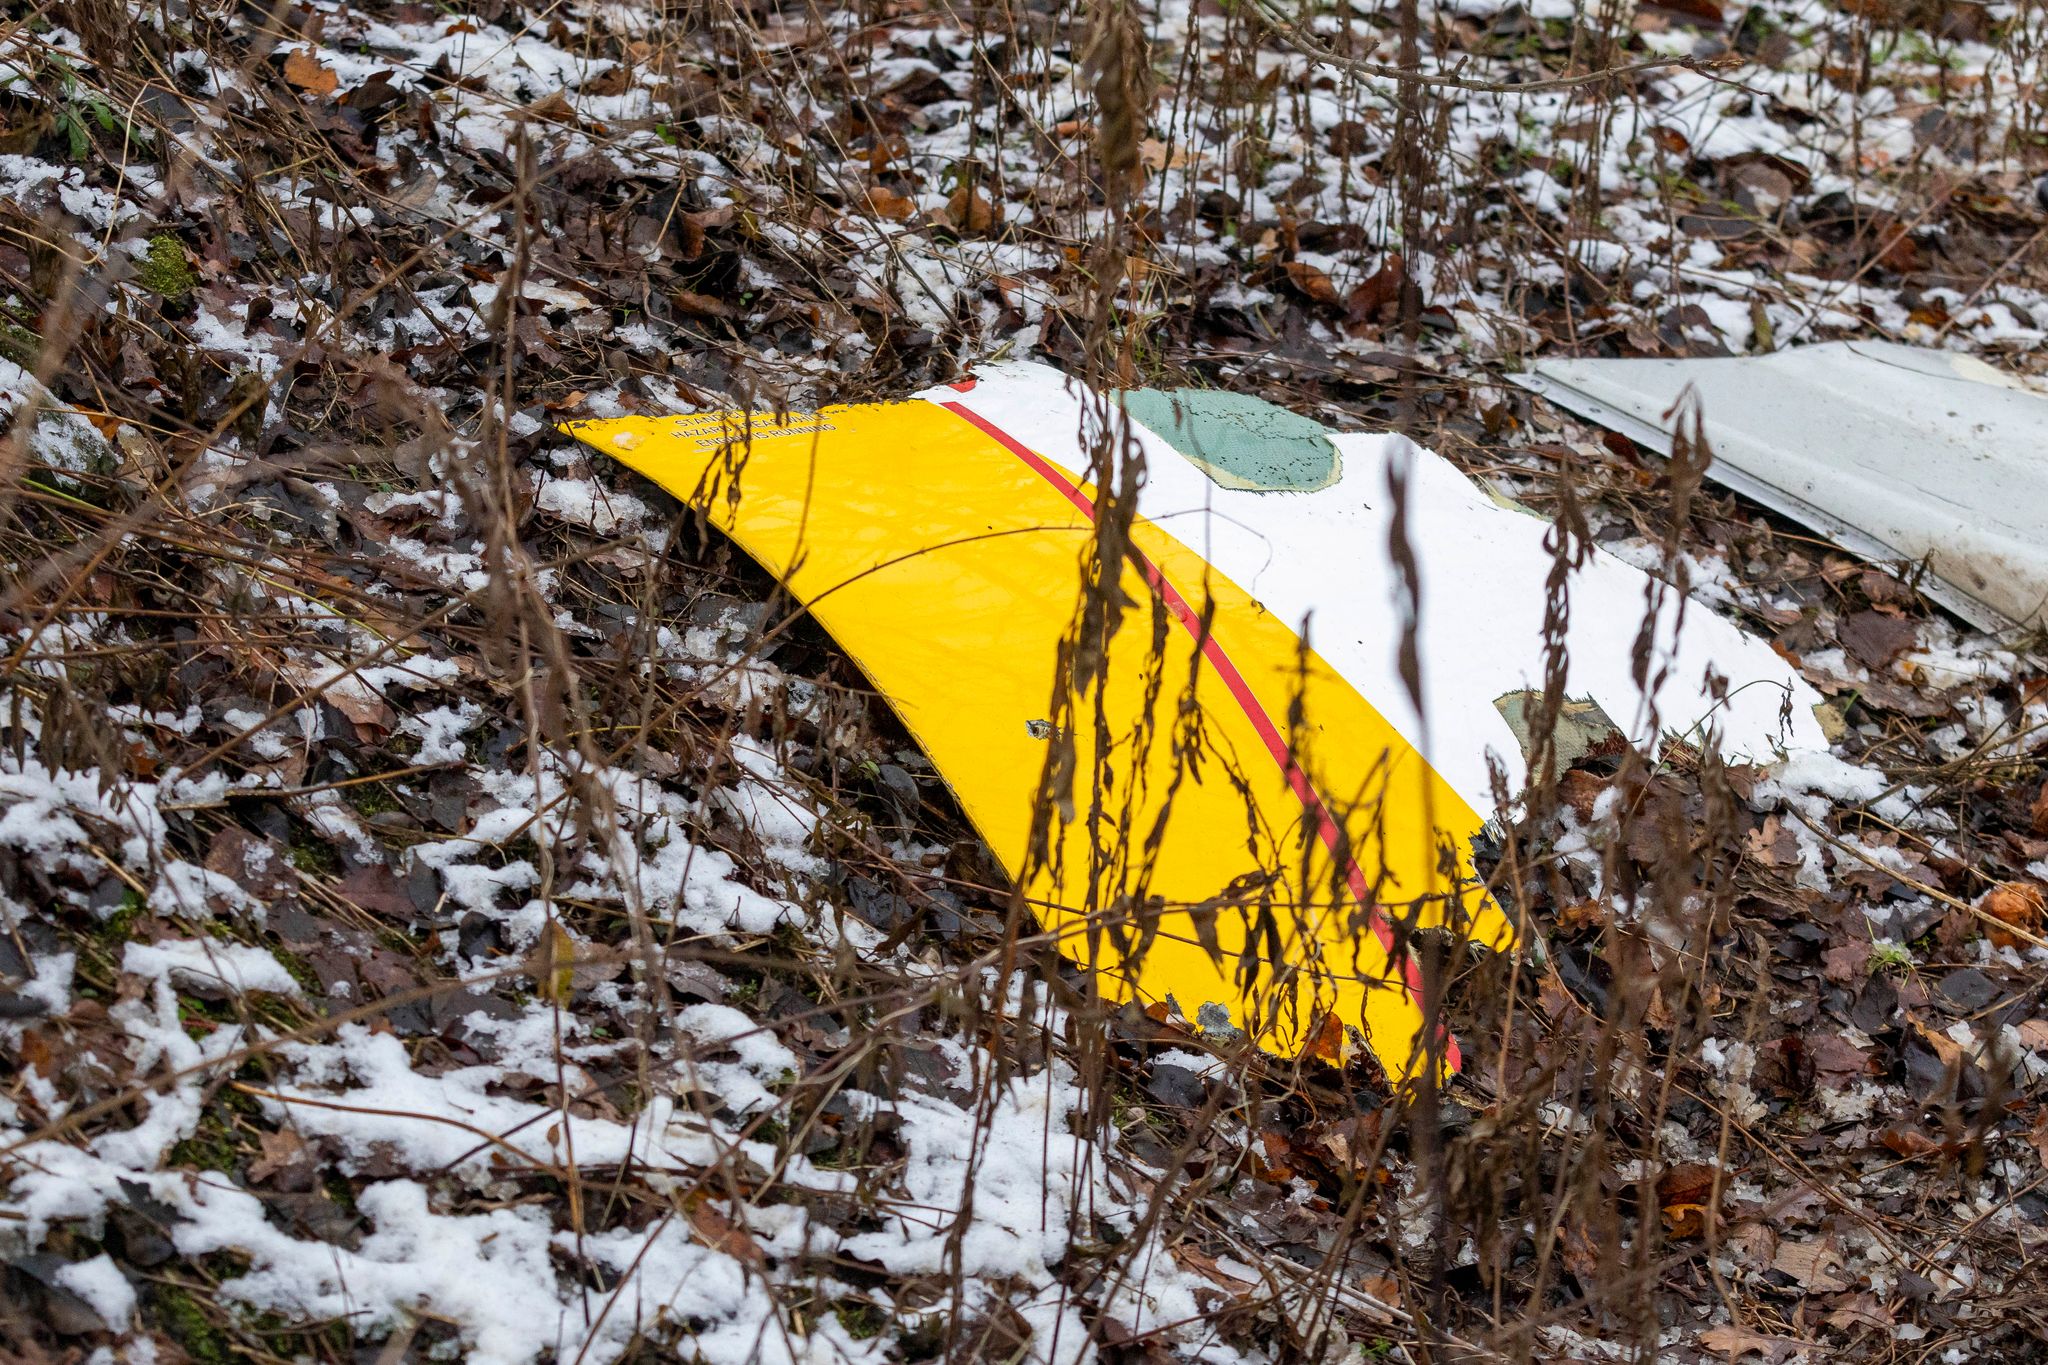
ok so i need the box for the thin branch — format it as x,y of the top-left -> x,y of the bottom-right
1792,810 -> 2048,953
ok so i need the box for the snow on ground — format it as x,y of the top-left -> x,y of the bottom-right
0,683 -> 1249,1361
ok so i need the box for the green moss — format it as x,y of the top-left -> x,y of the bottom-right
168,1114 -> 241,1174
242,1309 -> 352,1357
72,889 -> 148,982
168,1087 -> 258,1174
99,889 -> 146,939
289,836 -> 340,876
273,945 -> 324,996
245,990 -> 311,1032
835,1302 -> 886,1340
137,233 -> 195,299
324,1174 -> 358,1213
152,1284 -> 233,1365
808,1142 -> 860,1171
345,779 -> 402,817
0,319 -> 38,367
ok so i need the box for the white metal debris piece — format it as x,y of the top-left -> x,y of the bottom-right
1512,341 -> 2048,633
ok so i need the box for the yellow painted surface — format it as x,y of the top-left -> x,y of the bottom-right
564,399 -> 1512,1082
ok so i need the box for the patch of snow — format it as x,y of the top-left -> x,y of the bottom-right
123,939 -> 302,996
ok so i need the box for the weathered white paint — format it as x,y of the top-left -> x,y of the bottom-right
1514,341 -> 2048,633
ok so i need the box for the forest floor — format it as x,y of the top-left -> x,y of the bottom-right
3,0 -> 2048,1360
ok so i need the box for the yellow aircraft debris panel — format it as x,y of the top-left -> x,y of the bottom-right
565,362 -> 1825,1084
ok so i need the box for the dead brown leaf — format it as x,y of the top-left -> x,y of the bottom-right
672,289 -> 736,319
1137,137 -> 1198,171
1820,940 -> 1870,983
688,1200 -> 766,1268
1699,1324 -> 1809,1362
250,1128 -> 318,1190
514,90 -> 577,126
1725,1221 -> 1779,1270
279,661 -> 395,731
1876,1126 -> 1944,1158
944,185 -> 1000,235
1910,1016 -> 1970,1073
1654,1163 -> 1720,1238
864,186 -> 918,222
1251,1128 -> 1297,1183
1316,1111 -> 1383,1173
1806,1030 -> 1875,1089
283,50 -> 340,96
1302,1011 -> 1350,1066
677,205 -> 735,260
1648,125 -> 1691,155
581,63 -> 632,97
531,919 -> 578,1004
1648,0 -> 1725,24
1556,899 -> 1607,933
1977,881 -> 2044,948
1283,260 -> 1341,309
206,827 -> 296,902
1745,814 -> 1801,868
1838,609 -> 1920,671
1344,253 -> 1407,330
339,863 -> 413,919
1560,1216 -> 1603,1284
2029,1112 -> 2048,1169
1662,1202 -> 1708,1238
1824,1292 -> 1892,1332
1772,1236 -> 1852,1293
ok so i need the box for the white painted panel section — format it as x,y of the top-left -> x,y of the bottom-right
920,362 -> 1825,812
